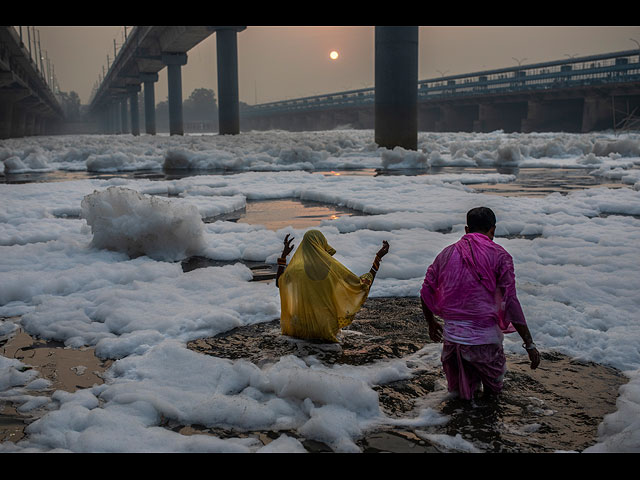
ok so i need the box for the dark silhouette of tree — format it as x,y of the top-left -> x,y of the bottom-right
184,88 -> 218,123
155,88 -> 219,133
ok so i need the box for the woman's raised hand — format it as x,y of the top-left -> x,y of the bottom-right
377,240 -> 390,258
282,234 -> 295,257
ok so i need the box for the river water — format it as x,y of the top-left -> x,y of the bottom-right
0,161 -> 635,452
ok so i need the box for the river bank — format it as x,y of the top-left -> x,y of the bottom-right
188,296 -> 628,453
0,297 -> 629,452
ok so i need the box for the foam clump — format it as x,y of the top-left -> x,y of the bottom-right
380,146 -> 428,169
81,186 -> 205,261
3,151 -> 50,173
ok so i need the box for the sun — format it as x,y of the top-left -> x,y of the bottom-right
329,50 -> 339,60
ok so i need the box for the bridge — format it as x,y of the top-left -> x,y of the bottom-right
3,26 -> 640,149
242,48 -> 640,135
87,26 -> 246,136
0,26 -> 64,139
86,26 -> 418,148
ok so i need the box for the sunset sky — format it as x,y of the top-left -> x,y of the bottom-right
26,25 -> 640,106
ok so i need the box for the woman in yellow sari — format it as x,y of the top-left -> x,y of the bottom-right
276,230 -> 389,343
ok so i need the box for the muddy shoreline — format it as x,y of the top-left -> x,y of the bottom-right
0,321 -> 113,444
1,297 -> 627,452
188,296 -> 627,453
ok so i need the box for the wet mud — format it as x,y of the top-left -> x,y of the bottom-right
0,321 -> 112,443
0,298 -> 627,452
187,297 -> 628,453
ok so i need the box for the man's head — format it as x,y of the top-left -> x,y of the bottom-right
465,207 -> 496,239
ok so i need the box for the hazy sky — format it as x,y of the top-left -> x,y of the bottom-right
29,26 -> 640,106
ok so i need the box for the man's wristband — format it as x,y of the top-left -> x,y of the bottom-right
523,342 -> 537,350
277,257 -> 287,266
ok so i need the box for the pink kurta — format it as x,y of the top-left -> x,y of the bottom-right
420,233 -> 526,346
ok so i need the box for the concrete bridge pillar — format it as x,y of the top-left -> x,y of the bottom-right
582,95 -> 612,132
32,114 -> 41,137
356,108 -> 374,129
40,117 -> 49,136
256,117 -> 270,130
436,104 -> 477,132
418,105 -> 441,131
317,112 -> 334,130
521,101 -> 544,133
120,97 -> 129,134
216,28 -> 241,135
103,106 -> 112,134
11,106 -> 26,138
128,85 -> 141,136
162,52 -> 188,135
98,107 -> 107,134
0,90 -> 30,138
108,102 -> 116,134
104,105 -> 111,134
475,102 -> 527,133
374,26 -> 419,150
522,99 -> 583,133
40,115 -> 48,135
140,73 -> 158,135
0,101 -> 14,139
24,112 -> 34,136
112,102 -> 119,134
111,102 -> 120,134
39,115 -> 48,135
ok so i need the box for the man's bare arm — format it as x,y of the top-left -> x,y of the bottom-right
513,322 -> 540,370
421,297 -> 442,343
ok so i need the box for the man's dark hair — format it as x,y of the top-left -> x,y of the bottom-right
466,207 -> 496,233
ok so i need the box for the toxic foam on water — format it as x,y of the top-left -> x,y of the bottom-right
81,186 -> 206,262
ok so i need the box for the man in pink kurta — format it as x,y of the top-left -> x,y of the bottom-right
420,207 -> 540,400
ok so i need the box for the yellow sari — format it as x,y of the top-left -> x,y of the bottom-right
278,230 -> 373,343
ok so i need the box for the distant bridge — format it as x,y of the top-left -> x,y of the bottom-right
0,26 -> 64,139
87,26 -> 246,137
242,49 -> 640,134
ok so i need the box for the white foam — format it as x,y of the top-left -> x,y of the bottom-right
1,128 -> 640,453
81,187 -> 207,261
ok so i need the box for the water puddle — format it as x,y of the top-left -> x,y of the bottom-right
464,167 -> 630,197
205,198 -> 364,230
186,198 -> 366,277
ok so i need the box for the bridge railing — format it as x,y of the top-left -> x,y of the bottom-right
88,26 -> 138,106
2,26 -> 63,118
418,50 -> 640,99
243,49 -> 640,117
11,26 -> 60,95
246,87 -> 375,116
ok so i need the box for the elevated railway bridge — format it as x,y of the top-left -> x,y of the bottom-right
0,26 -> 64,139
242,49 -> 640,134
